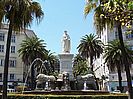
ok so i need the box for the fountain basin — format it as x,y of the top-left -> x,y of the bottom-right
22,90 -> 109,95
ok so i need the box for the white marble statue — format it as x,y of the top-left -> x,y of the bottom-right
81,74 -> 94,79
62,31 -> 71,53
36,74 -> 56,82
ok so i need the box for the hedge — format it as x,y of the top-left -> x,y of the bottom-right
0,94 -> 128,99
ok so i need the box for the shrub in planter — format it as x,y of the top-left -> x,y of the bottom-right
5,95 -> 128,99
16,86 -> 28,92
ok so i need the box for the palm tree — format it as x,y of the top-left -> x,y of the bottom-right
84,0 -> 133,98
84,0 -> 98,17
104,40 -> 133,92
73,54 -> 89,77
18,36 -> 47,89
77,34 -> 103,90
77,34 -> 103,72
45,50 -> 59,74
0,1 -> 44,98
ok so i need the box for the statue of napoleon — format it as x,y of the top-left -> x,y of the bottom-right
62,31 -> 71,53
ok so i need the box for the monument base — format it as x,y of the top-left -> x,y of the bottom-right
58,53 -> 74,80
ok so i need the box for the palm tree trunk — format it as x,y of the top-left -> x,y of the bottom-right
31,64 -> 35,90
89,56 -> 99,90
94,75 -> 99,90
90,56 -> 93,72
2,21 -> 13,99
117,65 -> 123,93
117,22 -> 133,99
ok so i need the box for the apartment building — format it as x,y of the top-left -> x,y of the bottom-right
94,25 -> 133,92
0,24 -> 35,89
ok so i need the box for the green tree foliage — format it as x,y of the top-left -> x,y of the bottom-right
77,34 -> 103,90
84,0 -> 133,98
18,36 -> 47,89
85,0 -> 133,34
18,36 -> 47,66
0,0 -> 44,98
45,50 -> 59,74
104,40 -> 133,92
73,54 -> 89,77
77,34 -> 103,72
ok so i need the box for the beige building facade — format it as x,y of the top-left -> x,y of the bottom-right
0,24 -> 35,89
94,25 -> 133,92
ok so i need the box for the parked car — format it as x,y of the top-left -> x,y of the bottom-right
112,90 -> 121,93
7,88 -> 15,93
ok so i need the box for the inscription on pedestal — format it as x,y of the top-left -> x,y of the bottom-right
58,54 -> 74,80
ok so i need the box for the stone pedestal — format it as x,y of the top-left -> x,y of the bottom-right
58,53 -> 74,80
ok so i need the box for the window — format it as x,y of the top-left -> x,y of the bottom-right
0,33 -> 4,41
9,60 -> 16,67
125,30 -> 133,39
0,73 -> 2,81
115,31 -> 118,39
129,46 -> 133,50
131,64 -> 133,69
10,74 -> 15,81
0,59 -> 4,66
0,45 -> 4,52
11,46 -> 15,53
11,35 -> 16,43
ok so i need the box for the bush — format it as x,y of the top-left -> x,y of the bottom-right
16,86 -> 28,92
3,94 -> 127,99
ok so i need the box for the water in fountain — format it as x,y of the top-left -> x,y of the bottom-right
22,58 -> 48,92
83,80 -> 87,90
44,80 -> 51,91
45,81 -> 49,90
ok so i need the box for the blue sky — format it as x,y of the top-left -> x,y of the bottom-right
31,0 -> 95,55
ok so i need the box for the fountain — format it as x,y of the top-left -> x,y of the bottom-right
81,74 -> 97,90
23,71 -> 109,95
22,58 -> 109,95
22,31 -> 109,95
22,58 -> 50,91
61,72 -> 71,91
83,80 -> 87,90
22,58 -> 72,92
35,73 -> 56,90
